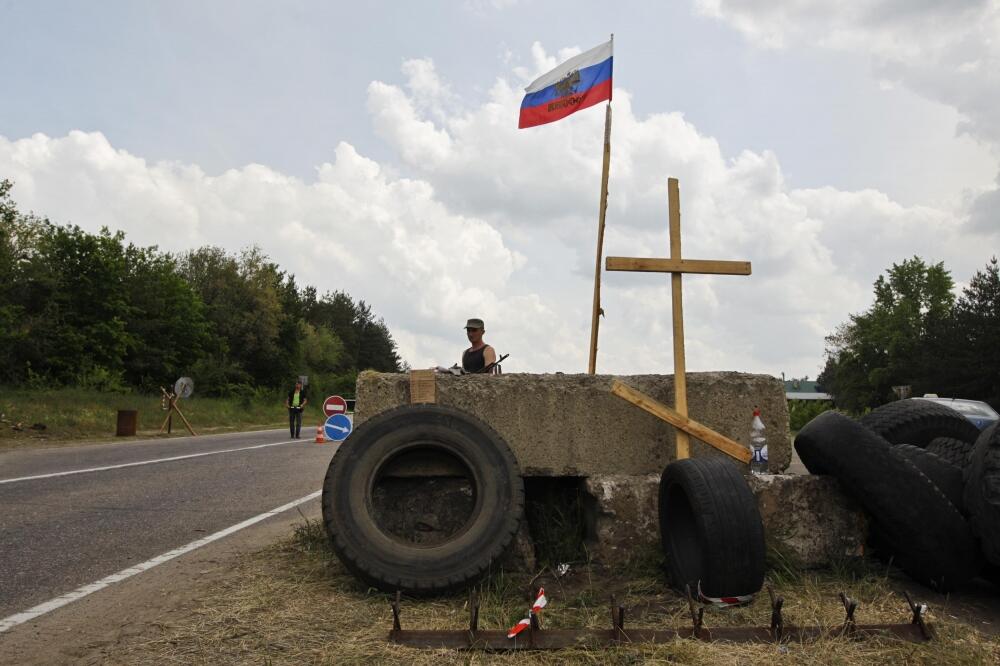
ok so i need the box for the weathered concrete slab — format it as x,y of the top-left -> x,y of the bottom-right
356,371 -> 791,474
583,474 -> 660,563
749,474 -> 867,569
518,473 -> 866,571
355,373 -> 861,572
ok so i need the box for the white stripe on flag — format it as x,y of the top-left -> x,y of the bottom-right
524,40 -> 613,94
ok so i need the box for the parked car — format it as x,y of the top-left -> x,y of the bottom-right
916,396 -> 1000,431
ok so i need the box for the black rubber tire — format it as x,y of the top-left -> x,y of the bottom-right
927,436 -> 975,471
964,423 -> 1000,566
891,444 -> 966,514
795,411 -> 979,591
658,457 -> 765,598
859,399 -> 980,448
321,404 -> 524,595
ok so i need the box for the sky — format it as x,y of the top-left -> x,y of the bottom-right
1,0 -> 998,379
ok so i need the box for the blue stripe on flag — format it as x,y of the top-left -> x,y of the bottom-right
520,57 -> 613,109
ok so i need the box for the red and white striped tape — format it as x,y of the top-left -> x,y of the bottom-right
697,581 -> 755,608
507,587 -> 548,638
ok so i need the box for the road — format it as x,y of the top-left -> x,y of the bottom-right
0,428 -> 336,632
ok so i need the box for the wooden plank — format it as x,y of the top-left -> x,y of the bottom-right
409,369 -> 436,404
605,257 -> 752,275
610,380 -> 752,464
667,179 -> 690,459
172,402 -> 198,437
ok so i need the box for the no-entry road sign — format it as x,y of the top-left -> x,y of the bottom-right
323,395 -> 348,417
324,413 -> 353,442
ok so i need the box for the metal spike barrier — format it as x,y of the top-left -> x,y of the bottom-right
388,586 -> 934,650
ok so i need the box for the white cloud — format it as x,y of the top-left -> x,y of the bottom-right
3,47 -> 997,378
695,0 -> 1000,148
695,0 -> 1000,229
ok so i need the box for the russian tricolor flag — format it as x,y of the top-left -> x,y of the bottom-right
519,39 -> 613,129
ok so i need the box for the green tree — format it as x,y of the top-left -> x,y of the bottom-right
300,321 -> 344,374
305,290 -> 363,373
819,257 -> 955,410
122,245 -> 210,389
0,184 -> 404,394
181,247 -> 275,392
304,291 -> 401,374
12,223 -> 131,387
0,180 -> 24,380
949,257 -> 1000,407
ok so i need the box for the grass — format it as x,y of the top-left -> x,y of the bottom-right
108,520 -> 1000,665
0,386 -> 292,448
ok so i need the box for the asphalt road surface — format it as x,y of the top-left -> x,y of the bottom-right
0,428 -> 336,627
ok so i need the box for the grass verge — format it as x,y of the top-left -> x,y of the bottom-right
110,519 -> 1000,665
0,387 -> 293,448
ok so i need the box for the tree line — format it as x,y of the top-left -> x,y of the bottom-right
818,255 -> 1000,412
0,179 -> 403,396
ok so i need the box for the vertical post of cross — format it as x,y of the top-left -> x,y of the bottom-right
667,178 -> 690,458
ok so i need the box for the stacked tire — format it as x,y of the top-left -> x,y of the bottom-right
795,399 -> 990,591
965,423 -> 1000,568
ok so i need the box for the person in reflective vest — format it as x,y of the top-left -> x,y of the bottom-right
285,380 -> 308,438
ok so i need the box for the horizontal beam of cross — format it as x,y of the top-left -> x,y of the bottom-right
606,257 -> 751,276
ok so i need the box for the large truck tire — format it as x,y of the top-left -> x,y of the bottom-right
927,436 -> 975,471
795,411 -> 979,591
891,444 -> 966,514
859,399 -> 979,448
658,457 -> 765,599
321,404 -> 524,595
964,423 -> 1000,565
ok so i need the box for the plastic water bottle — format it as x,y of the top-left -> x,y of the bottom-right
749,407 -> 767,475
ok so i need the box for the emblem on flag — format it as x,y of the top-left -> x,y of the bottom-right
518,39 -> 613,129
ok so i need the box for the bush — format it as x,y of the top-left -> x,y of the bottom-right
788,399 -> 833,431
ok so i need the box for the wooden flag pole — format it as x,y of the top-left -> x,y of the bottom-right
587,99 -> 612,374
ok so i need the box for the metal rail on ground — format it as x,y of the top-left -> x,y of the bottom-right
387,586 -> 933,650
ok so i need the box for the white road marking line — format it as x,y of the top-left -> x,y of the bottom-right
0,490 -> 322,634
0,439 -> 300,485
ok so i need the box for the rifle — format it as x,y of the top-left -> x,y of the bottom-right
475,353 -> 509,375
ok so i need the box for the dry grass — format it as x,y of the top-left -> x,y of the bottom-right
109,520 -> 1000,665
0,387 -> 286,448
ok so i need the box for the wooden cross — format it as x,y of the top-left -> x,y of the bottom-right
605,178 -> 750,459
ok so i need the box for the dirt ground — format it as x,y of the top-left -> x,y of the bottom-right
8,508 -> 996,666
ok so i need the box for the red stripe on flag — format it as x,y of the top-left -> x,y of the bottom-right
518,79 -> 612,129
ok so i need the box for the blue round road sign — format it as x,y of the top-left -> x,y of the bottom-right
324,413 -> 353,442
